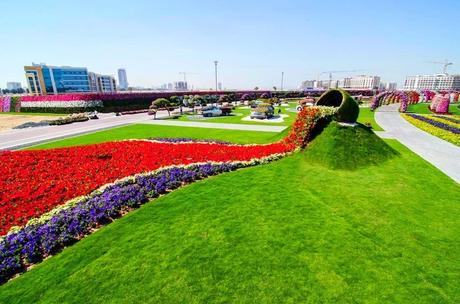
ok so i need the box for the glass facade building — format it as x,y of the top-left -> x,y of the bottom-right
24,63 -> 116,95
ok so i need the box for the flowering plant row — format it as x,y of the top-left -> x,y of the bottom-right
433,115 -> 460,125
403,114 -> 460,146
405,114 -> 460,134
370,91 -> 419,112
0,140 -> 293,235
0,158 -> 287,283
20,100 -> 103,109
0,96 -> 21,113
0,105 -> 337,283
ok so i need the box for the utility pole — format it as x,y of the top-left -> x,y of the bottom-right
214,61 -> 218,91
281,72 -> 284,91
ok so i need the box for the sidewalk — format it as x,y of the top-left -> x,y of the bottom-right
0,112 -> 155,150
375,104 -> 460,183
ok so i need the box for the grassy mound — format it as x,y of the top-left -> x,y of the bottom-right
305,122 -> 398,170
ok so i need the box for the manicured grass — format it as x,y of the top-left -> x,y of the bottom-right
0,112 -> 64,116
30,124 -> 288,149
1,140 -> 459,303
407,103 -> 460,115
305,122 -> 397,169
357,107 -> 383,130
174,105 -> 297,126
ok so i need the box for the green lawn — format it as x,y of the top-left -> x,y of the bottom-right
173,105 -> 297,126
30,123 -> 288,149
357,107 -> 383,131
1,139 -> 459,303
407,103 -> 460,115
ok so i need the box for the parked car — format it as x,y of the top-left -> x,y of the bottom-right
202,106 -> 223,117
250,105 -> 275,119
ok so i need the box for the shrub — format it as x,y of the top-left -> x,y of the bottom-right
316,89 -> 359,123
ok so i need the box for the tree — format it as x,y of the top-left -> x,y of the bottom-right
254,86 -> 259,91
273,86 -> 277,91
152,98 -> 171,116
170,95 -> 183,114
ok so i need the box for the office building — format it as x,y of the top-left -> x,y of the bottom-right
118,68 -> 128,90
403,74 -> 460,90
24,63 -> 117,95
7,82 -> 22,90
25,63 -> 91,95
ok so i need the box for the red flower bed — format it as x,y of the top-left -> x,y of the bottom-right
0,141 -> 291,235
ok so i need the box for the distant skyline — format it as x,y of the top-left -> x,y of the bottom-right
1,0 -> 459,90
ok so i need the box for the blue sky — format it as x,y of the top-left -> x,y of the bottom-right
1,0 -> 459,89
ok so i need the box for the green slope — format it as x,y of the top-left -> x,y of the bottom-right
1,140 -> 459,303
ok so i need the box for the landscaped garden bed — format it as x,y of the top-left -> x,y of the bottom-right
402,113 -> 460,146
0,103 -> 339,283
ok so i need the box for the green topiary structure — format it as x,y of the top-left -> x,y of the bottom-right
316,89 -> 359,123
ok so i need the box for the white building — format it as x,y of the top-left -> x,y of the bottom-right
340,75 -> 380,90
7,82 -> 22,90
117,68 -> 128,90
380,82 -> 397,90
300,80 -> 316,89
88,72 -> 117,93
404,74 -> 460,90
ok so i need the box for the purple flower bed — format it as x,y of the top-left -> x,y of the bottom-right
148,137 -> 232,144
433,115 -> 460,125
0,162 -> 239,284
407,114 -> 460,134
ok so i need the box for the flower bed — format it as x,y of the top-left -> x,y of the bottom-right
0,105 -> 336,283
433,115 -> 460,125
0,159 -> 284,283
403,114 -> 460,146
0,140 -> 293,235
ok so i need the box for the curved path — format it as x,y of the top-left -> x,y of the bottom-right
375,103 -> 460,183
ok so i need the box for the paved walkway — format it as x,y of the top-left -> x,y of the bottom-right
0,112 -> 156,150
143,119 -> 286,132
375,104 -> 460,183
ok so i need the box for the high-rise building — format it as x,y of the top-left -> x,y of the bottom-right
174,81 -> 188,91
24,63 -> 117,95
7,82 -> 22,90
403,74 -> 460,90
117,68 -> 128,90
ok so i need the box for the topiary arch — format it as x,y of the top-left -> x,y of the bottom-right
316,89 -> 359,123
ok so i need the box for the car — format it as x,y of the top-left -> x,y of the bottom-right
250,105 -> 275,119
202,106 -> 223,117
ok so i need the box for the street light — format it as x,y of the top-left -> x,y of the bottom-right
214,61 -> 218,91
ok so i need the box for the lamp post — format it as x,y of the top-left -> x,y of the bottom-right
214,61 -> 218,91
281,71 -> 284,91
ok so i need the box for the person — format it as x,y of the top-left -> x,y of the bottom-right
278,108 -> 282,114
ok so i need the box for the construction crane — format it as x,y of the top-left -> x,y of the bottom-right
178,72 -> 198,83
429,59 -> 453,74
317,70 -> 363,88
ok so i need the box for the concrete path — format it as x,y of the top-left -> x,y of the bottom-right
0,112 -> 158,150
143,119 -> 286,132
375,103 -> 460,183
